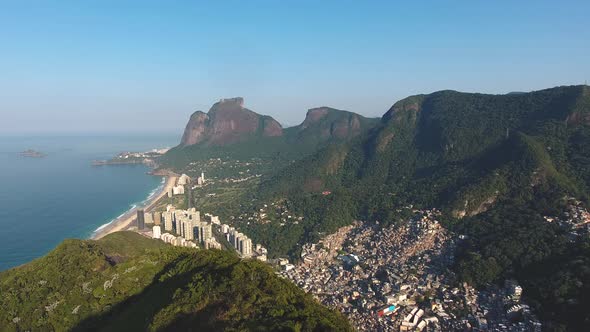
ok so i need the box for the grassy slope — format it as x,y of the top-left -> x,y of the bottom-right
0,232 -> 350,332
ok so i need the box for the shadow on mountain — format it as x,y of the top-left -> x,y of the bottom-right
70,252 -> 224,332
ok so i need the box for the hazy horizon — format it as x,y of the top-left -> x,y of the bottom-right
1,1 -> 588,134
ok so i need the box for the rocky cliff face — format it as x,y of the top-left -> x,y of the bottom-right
295,107 -> 376,140
180,97 -> 283,146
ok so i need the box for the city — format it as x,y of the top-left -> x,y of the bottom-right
132,173 -> 268,261
2,2 -> 588,330
131,173 -> 544,331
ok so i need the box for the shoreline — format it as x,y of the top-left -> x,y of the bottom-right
91,175 -> 178,240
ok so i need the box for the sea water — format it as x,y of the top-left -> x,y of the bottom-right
0,134 -> 178,270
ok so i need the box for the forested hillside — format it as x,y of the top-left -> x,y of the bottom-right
256,85 -> 590,330
162,104 -> 378,172
0,232 -> 350,332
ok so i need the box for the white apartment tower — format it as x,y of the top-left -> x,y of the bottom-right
163,212 -> 173,231
152,225 -> 161,239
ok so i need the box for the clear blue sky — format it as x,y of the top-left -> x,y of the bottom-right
1,1 -> 588,134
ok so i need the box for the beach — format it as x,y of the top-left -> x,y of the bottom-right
92,175 -> 178,240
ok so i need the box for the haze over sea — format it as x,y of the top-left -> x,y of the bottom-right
0,134 -> 178,271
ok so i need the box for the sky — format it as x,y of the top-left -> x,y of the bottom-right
0,1 -> 589,134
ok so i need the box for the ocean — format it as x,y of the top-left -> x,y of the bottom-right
0,134 -> 179,271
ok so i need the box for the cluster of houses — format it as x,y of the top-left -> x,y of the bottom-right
544,197 -> 590,238
281,208 -> 542,331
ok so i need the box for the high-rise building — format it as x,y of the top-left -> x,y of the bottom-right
178,174 -> 191,185
152,225 -> 161,239
173,211 -> 181,231
163,212 -> 173,231
229,230 -> 241,249
241,238 -> 253,257
153,211 -> 162,225
145,212 -> 154,225
182,219 -> 194,240
137,209 -> 145,230
172,185 -> 184,195
197,223 -> 212,243
189,210 -> 200,222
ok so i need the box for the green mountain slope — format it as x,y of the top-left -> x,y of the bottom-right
162,104 -> 378,172
262,85 -> 590,217
254,85 -> 590,330
0,232 -> 350,332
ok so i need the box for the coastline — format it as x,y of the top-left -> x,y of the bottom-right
91,175 -> 178,240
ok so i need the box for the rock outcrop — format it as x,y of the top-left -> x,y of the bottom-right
181,97 -> 283,146
295,107 -> 377,140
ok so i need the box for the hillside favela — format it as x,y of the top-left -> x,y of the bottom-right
1,2 -> 589,332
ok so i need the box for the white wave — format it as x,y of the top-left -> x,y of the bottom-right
90,176 -> 167,237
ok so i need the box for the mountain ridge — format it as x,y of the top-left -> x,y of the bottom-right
164,98 -> 379,170
180,97 -> 379,148
180,97 -> 283,146
248,84 -> 590,330
0,232 -> 351,332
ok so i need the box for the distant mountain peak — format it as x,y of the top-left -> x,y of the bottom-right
180,97 -> 283,146
301,107 -> 338,128
297,106 -> 379,140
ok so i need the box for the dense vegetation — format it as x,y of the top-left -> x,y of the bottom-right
0,232 -> 350,331
158,85 -> 590,330
161,108 -> 378,171
254,85 -> 590,329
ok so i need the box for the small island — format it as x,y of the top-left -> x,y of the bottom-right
19,149 -> 46,158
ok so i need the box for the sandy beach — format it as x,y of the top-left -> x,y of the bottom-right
92,175 -> 178,240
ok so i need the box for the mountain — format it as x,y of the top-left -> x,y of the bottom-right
180,97 -> 283,146
0,232 -> 351,332
263,85 -> 590,212
285,107 -> 379,145
253,85 -> 590,330
163,99 -> 378,170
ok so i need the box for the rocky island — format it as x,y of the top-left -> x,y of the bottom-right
19,149 -> 46,158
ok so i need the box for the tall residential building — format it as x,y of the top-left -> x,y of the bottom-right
178,174 -> 191,185
163,212 -> 173,231
240,238 -> 253,257
153,211 -> 162,225
197,172 -> 205,185
137,209 -> 145,230
189,210 -> 200,222
172,185 -> 185,195
145,212 -> 154,225
173,211 -> 181,231
182,219 -> 194,240
152,225 -> 161,239
197,223 -> 212,243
